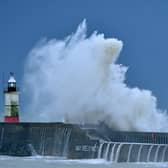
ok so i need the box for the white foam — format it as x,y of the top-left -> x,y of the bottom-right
22,20 -> 168,132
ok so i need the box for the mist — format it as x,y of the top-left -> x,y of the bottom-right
22,20 -> 168,132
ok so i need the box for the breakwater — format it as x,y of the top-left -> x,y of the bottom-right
0,123 -> 168,162
0,123 -> 98,158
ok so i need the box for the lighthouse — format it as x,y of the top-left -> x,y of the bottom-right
4,73 -> 20,123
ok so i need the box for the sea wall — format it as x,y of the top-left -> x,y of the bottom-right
0,122 -> 168,162
0,123 -> 99,158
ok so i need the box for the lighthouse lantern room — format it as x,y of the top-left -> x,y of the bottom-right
4,72 -> 20,123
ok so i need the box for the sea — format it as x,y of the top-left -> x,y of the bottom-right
0,156 -> 167,168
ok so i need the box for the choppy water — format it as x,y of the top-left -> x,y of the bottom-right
0,156 -> 167,168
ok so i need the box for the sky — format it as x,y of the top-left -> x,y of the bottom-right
0,0 -> 168,115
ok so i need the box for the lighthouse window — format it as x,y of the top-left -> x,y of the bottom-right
9,82 -> 16,88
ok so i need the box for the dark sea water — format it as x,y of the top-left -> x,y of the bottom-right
0,156 -> 167,168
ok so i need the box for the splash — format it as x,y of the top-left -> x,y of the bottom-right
22,20 -> 168,132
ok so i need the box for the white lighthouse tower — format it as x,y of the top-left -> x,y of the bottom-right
4,72 -> 20,123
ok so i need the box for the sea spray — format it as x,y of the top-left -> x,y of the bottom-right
22,20 -> 168,132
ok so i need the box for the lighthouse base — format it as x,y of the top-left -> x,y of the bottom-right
4,116 -> 19,123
